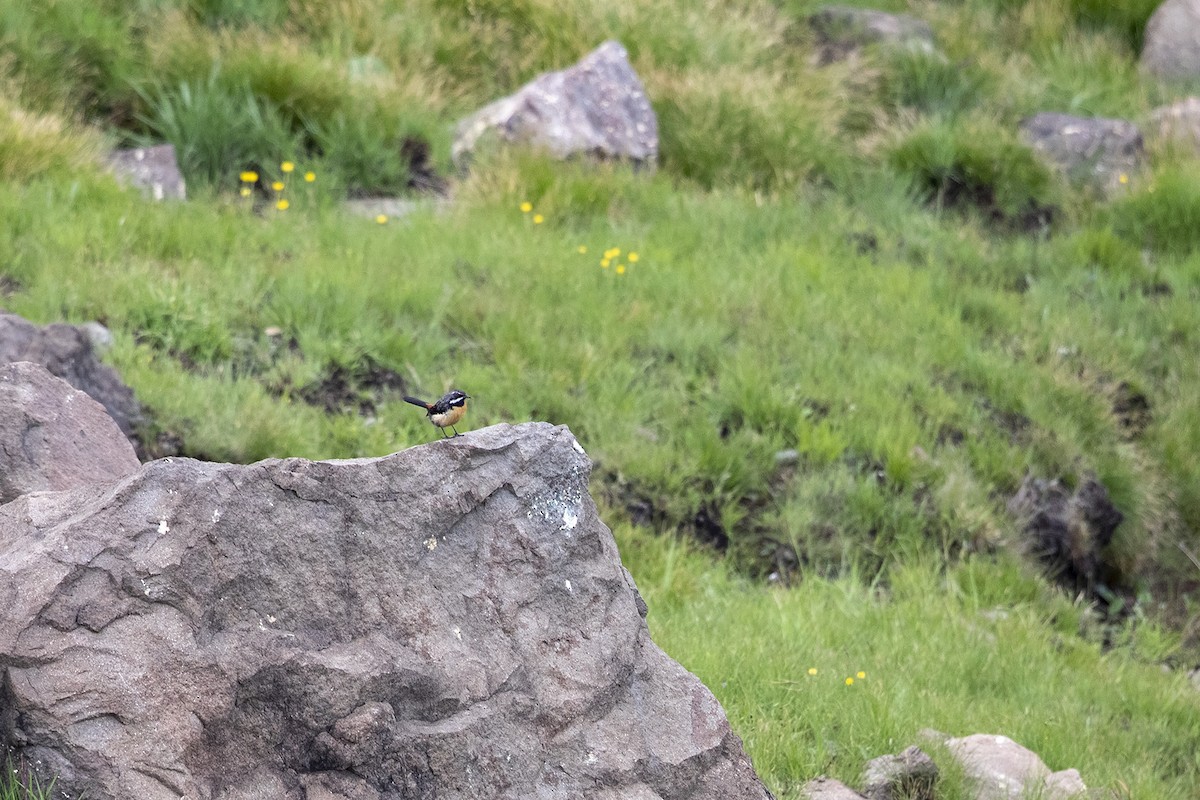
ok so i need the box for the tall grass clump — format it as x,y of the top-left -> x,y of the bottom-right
1108,164 -> 1200,255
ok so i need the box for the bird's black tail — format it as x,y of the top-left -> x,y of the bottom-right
403,395 -> 430,409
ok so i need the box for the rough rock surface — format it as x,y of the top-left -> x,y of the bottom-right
1007,474 -> 1123,592
800,776 -> 866,799
0,312 -> 142,445
453,40 -> 657,169
0,422 -> 773,800
861,745 -> 937,800
105,143 -> 187,201
1018,113 -> 1144,194
808,5 -> 937,64
1141,0 -> 1200,80
0,361 -> 140,503
943,734 -> 1086,800
1149,95 -> 1200,151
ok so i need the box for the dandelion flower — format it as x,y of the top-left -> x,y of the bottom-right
857,671 -> 866,679
845,677 -> 854,686
239,171 -> 258,183
281,161 -> 295,173
600,258 -> 610,269
520,201 -> 533,213
533,214 -> 544,224
272,181 -> 285,192
628,251 -> 639,262
577,245 -> 588,254
1118,173 -> 1129,185
376,214 -> 388,224
616,264 -> 626,275
807,667 -> 818,676
605,247 -> 620,259
304,171 -> 316,183
276,199 -> 289,211
240,187 -> 252,198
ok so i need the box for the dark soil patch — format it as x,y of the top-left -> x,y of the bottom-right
1111,381 -> 1152,439
293,357 -> 408,416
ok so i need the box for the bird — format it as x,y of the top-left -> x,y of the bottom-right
403,389 -> 470,438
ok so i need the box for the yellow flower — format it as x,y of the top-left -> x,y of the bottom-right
272,181 -> 285,192
239,187 -> 252,198
577,245 -> 587,254
807,667 -> 818,676
276,198 -> 289,211
239,171 -> 258,183
844,677 -> 854,686
628,251 -> 639,262
520,201 -> 533,213
281,161 -> 295,173
616,264 -> 626,275
304,171 -> 316,183
605,247 -> 620,259
1118,173 -> 1129,185
375,214 -> 388,224
533,214 -> 544,224
857,671 -> 867,679
600,258 -> 610,269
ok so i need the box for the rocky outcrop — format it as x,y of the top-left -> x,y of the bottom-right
0,312 -> 142,446
0,422 -> 772,800
1140,0 -> 1200,80
861,746 -> 937,800
0,361 -> 139,503
453,41 -> 658,169
105,143 -> 187,201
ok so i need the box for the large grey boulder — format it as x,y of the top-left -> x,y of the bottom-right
105,143 -> 187,201
0,362 -> 140,503
0,312 -> 142,445
1141,0 -> 1200,80
453,41 -> 657,169
0,422 -> 773,800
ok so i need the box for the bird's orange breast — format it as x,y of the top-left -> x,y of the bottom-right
430,402 -> 466,428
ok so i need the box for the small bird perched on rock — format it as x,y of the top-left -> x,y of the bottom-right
403,390 -> 470,438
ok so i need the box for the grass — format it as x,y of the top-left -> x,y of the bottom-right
2,0 -> 1199,797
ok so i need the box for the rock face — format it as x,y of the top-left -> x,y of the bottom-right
0,312 -> 142,446
1141,0 -> 1200,80
0,362 -> 140,503
0,422 -> 773,800
1019,113 -> 1144,194
861,746 -> 937,800
105,143 -> 187,201
943,734 -> 1086,800
453,41 -> 657,169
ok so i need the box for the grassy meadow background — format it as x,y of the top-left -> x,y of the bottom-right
2,0 -> 1200,796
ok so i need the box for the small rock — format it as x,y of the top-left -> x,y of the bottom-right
1149,96 -> 1200,152
105,143 -> 186,201
809,5 -> 937,64
862,745 -> 938,800
945,734 -> 1086,800
1019,112 -> 1143,195
801,775 -> 867,800
453,40 -> 657,169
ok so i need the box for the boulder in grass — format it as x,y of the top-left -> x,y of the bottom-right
943,734 -> 1086,800
0,422 -> 774,800
1018,112 -> 1144,195
453,41 -> 658,169
1140,0 -> 1200,81
808,5 -> 937,64
106,143 -> 187,201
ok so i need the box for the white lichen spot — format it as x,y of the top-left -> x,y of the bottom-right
266,614 -> 277,624
572,440 -> 585,455
585,752 -> 597,765
453,626 -> 462,641
157,518 -> 170,534
561,507 -> 578,532
564,580 -> 573,592
211,508 -> 222,524
424,537 -> 438,551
